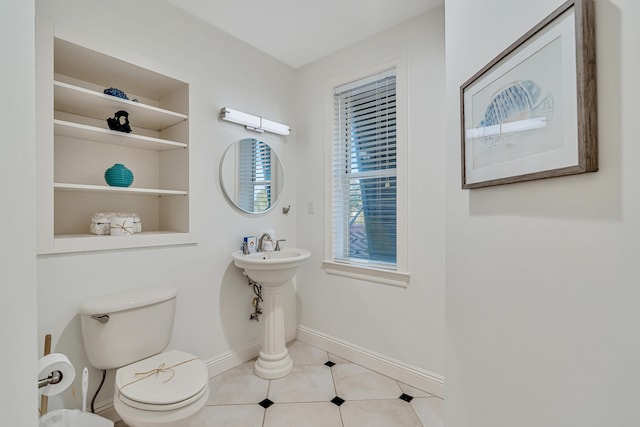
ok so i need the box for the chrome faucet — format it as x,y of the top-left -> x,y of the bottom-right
258,233 -> 273,252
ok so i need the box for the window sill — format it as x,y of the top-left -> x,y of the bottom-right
321,261 -> 410,288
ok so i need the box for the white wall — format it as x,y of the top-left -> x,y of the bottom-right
24,0 -> 639,422
35,0 -> 298,412
295,9 -> 445,383
445,0 -> 640,426
0,1 -> 38,425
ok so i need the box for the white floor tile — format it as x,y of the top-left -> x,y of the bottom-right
341,399 -> 422,427
287,340 -> 330,365
268,364 -> 336,403
332,363 -> 403,400
207,361 -> 269,405
189,404 -> 264,427
264,402 -> 342,427
399,381 -> 433,398
328,353 -> 351,364
411,396 -> 444,427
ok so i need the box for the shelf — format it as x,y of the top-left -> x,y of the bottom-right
37,32 -> 192,254
54,119 -> 187,151
54,81 -> 187,131
54,183 -> 187,196
47,231 -> 196,254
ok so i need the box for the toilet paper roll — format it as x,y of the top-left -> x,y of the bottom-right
38,353 -> 76,396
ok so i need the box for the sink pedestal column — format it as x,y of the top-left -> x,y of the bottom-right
254,285 -> 293,379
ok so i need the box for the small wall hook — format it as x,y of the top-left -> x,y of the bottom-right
282,205 -> 291,214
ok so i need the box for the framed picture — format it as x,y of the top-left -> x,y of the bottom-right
460,0 -> 597,189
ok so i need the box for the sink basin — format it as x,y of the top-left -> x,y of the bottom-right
232,248 -> 311,286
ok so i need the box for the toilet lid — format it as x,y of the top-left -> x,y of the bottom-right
116,350 -> 208,411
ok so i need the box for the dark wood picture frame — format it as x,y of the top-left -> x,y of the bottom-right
460,0 -> 596,189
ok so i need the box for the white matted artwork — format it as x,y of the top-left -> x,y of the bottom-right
460,0 -> 597,189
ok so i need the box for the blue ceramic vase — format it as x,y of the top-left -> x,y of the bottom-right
104,163 -> 134,187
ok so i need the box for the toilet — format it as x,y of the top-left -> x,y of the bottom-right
79,286 -> 209,427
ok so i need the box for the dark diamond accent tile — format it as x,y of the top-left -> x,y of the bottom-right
331,396 -> 345,406
399,393 -> 414,403
325,361 -> 336,367
259,398 -> 274,409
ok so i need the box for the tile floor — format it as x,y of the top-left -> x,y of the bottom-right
115,340 -> 443,426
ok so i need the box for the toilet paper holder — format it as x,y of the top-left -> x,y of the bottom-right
38,352 -> 76,397
38,369 -> 64,389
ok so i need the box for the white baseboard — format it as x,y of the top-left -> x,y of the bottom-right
296,325 -> 445,398
94,401 -> 118,423
203,327 -> 298,378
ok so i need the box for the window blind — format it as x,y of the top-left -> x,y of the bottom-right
332,68 -> 397,268
238,138 -> 272,212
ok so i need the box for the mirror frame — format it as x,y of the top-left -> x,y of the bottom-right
219,138 -> 284,214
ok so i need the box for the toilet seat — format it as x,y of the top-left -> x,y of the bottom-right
115,349 -> 208,412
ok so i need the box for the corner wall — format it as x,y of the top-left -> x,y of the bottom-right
295,8 -> 446,383
35,0 -> 298,412
0,1 -> 38,425
445,0 -> 640,425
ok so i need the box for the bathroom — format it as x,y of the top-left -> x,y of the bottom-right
4,0 -> 640,426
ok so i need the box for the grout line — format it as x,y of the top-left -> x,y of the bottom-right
398,378 -> 426,427
410,403 -> 426,427
262,377 -> 272,427
327,358 -> 346,427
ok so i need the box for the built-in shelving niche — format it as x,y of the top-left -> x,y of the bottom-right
37,31 -> 193,254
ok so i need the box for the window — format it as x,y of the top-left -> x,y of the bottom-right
324,59 -> 409,287
237,138 -> 273,212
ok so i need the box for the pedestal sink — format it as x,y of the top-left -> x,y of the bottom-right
232,248 -> 311,379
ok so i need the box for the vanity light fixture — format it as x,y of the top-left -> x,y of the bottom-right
219,107 -> 291,136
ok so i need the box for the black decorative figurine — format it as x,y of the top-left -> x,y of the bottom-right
107,110 -> 132,133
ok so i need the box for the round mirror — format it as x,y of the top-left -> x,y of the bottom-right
220,138 -> 284,213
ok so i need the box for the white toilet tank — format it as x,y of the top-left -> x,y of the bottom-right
79,286 -> 177,370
